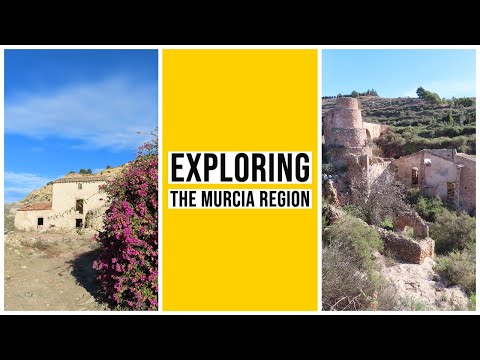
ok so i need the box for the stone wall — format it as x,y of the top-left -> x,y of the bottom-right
455,154 -> 476,214
393,211 -> 429,238
423,153 -> 458,200
363,122 -> 389,140
333,108 -> 363,128
327,146 -> 372,167
14,209 -> 53,231
328,128 -> 366,148
336,97 -> 358,109
392,152 -> 424,187
376,227 -> 435,264
392,149 -> 472,211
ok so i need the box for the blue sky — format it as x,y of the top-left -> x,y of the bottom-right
4,49 -> 158,203
323,49 -> 476,98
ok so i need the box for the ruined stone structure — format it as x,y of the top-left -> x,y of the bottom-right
15,175 -> 109,231
392,149 -> 476,214
376,227 -> 435,264
324,97 -> 389,168
323,97 -> 476,215
393,210 -> 429,239
322,97 -> 475,264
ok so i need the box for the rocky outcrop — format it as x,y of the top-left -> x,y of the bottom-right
322,204 -> 344,225
323,180 -> 339,206
381,257 -> 469,310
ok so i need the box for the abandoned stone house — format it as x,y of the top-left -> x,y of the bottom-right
15,175 -> 109,231
392,149 -> 475,214
323,97 -> 476,214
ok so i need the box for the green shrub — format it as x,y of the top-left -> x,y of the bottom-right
416,195 -> 444,222
381,218 -> 394,231
341,204 -> 366,222
469,294 -> 476,311
323,215 -> 383,271
434,247 -> 476,295
406,187 -> 421,205
322,240 -> 397,311
430,210 -> 475,254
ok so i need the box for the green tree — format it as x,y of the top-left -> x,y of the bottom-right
79,169 -> 87,174
86,168 -> 93,174
106,165 -> 112,169
449,113 -> 455,127
416,86 -> 426,98
351,90 -> 359,98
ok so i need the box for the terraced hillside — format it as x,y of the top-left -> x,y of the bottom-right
323,96 -> 476,158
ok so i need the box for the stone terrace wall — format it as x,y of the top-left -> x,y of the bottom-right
376,227 -> 435,264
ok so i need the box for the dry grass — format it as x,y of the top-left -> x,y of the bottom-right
20,238 -> 61,258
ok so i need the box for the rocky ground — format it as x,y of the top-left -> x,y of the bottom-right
4,231 -> 109,311
379,255 -> 469,310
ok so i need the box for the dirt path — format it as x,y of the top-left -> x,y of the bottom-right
4,231 -> 109,311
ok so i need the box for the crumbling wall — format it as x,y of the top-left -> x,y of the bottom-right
392,152 -> 424,187
327,147 -> 371,167
455,153 -> 476,214
363,122 -> 389,140
369,158 -> 391,180
393,211 -> 429,238
376,227 -> 435,264
329,128 -> 366,148
85,206 -> 108,231
423,152 -> 458,200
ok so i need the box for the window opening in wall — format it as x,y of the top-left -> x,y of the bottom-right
78,183 -> 82,190
447,182 -> 455,203
412,167 -> 419,185
76,219 -> 83,228
37,218 -> 44,226
76,199 -> 84,214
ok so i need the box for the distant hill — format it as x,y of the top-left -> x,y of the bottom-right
323,96 -> 476,157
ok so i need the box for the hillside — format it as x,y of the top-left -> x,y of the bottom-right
323,96 -> 476,157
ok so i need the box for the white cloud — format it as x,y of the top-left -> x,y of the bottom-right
5,77 -> 157,151
4,171 -> 56,202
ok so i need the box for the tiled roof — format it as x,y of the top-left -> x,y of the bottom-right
18,202 -> 52,211
53,175 -> 108,183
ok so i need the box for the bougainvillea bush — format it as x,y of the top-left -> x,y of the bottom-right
93,137 -> 158,310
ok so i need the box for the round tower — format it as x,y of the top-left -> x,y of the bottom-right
325,97 -> 371,166
325,97 -> 366,149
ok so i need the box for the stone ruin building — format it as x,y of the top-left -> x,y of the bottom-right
15,174 -> 110,231
392,149 -> 475,214
323,97 -> 389,182
323,97 -> 476,263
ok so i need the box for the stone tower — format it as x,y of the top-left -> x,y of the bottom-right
324,97 -> 372,167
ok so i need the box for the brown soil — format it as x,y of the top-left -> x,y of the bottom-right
4,231 -> 110,311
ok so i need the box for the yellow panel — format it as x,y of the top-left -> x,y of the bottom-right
163,50 -> 317,310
